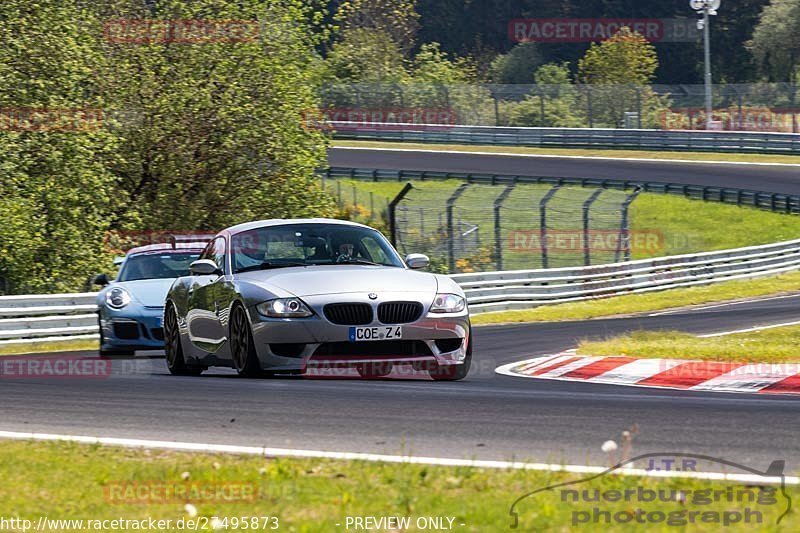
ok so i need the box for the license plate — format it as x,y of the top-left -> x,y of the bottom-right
349,326 -> 402,342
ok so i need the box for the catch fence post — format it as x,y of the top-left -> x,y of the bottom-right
539,185 -> 561,269
494,184 -> 516,271
388,183 -> 415,248
582,189 -> 604,266
446,184 -> 471,272
616,187 -> 643,262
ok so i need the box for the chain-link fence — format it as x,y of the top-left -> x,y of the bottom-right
390,181 -> 640,274
318,83 -> 800,131
323,178 -> 391,222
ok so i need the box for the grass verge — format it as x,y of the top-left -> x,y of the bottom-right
0,338 -> 98,357
577,325 -> 800,363
0,440 -> 794,531
471,271 -> 800,325
333,140 -> 800,165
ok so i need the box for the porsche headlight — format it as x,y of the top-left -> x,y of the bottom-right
105,287 -> 131,309
256,298 -> 313,318
430,293 -> 466,314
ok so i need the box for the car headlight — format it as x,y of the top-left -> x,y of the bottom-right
256,298 -> 313,318
430,293 -> 466,313
105,287 -> 131,309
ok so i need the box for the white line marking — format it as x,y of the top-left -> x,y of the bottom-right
648,294 -> 800,316
334,146 -> 800,168
698,320 -> 800,338
0,430 -> 794,485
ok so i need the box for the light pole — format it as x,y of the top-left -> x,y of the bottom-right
690,0 -> 720,129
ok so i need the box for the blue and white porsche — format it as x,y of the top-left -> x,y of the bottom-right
94,240 -> 207,356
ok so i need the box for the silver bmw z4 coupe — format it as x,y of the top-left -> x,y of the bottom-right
164,218 -> 472,380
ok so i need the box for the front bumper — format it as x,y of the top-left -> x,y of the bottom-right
246,292 -> 470,371
98,305 -> 166,351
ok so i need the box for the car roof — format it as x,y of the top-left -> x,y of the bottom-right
126,242 -> 206,255
225,218 -> 371,236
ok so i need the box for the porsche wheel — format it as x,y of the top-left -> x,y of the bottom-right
230,304 -> 262,378
164,303 -> 203,376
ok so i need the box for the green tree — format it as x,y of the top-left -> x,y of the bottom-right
750,0 -> 800,82
323,28 -> 408,83
578,27 -> 658,86
96,0 -> 334,232
577,28 -> 668,128
335,0 -> 420,55
504,63 -> 585,127
488,43 -> 543,84
0,0 -> 119,293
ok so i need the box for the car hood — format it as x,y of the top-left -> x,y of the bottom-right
106,278 -> 175,307
237,265 -> 438,297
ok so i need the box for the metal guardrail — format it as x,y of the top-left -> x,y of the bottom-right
3,238 -> 800,344
331,121 -> 800,155
324,167 -> 800,215
453,238 -> 800,313
0,293 -> 98,345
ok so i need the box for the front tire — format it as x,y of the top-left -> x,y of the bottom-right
164,303 -> 203,376
230,304 -> 262,378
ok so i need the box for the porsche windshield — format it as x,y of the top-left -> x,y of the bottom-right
117,251 -> 201,281
231,224 -> 404,273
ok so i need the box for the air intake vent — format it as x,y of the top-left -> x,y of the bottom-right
378,301 -> 423,324
323,303 -> 373,325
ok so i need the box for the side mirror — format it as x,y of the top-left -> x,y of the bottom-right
190,259 -> 222,276
405,253 -> 430,270
92,273 -> 110,287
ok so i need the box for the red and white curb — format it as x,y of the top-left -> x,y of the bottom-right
495,350 -> 800,395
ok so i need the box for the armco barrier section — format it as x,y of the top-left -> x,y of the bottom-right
0,293 -> 99,345
331,122 -> 800,155
3,238 -> 800,344
324,167 -> 800,214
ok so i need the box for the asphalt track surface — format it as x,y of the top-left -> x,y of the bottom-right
2,294 -> 800,471
329,147 -> 800,195
2,149 -> 799,473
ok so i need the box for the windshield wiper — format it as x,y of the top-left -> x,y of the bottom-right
236,261 -> 307,273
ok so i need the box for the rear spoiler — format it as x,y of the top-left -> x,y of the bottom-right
169,234 -> 215,249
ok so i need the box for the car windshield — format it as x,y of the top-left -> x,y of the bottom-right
117,251 -> 201,281
231,223 -> 404,273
